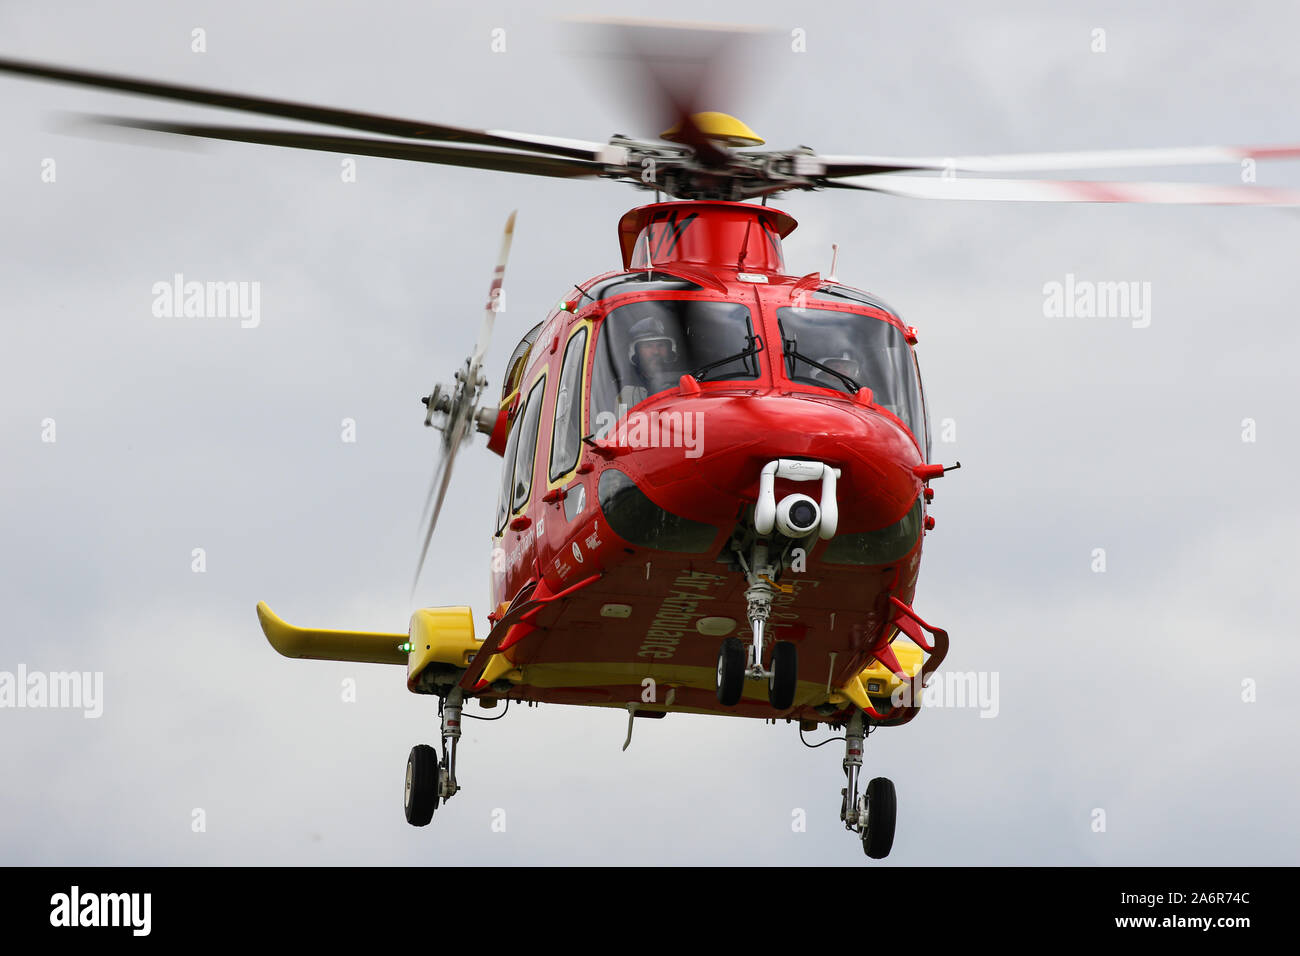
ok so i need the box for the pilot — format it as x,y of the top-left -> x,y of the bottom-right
816,351 -> 860,388
617,314 -> 681,408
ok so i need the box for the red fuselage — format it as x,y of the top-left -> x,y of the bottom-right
481,200 -> 935,722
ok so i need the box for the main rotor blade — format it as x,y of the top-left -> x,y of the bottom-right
82,117 -> 606,178
0,55 -> 612,161
828,174 -> 1300,205
813,143 -> 1300,179
581,19 -> 755,168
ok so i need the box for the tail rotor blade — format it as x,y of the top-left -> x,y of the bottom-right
471,210 -> 517,369
412,433 -> 462,596
412,211 -> 518,598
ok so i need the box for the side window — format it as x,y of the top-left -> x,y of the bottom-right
499,322 -> 544,406
510,376 -> 546,513
913,351 -> 931,461
496,402 -> 523,534
549,328 -> 588,481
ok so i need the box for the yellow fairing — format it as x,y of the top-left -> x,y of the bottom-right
661,112 -> 765,147
257,602 -> 407,665
476,653 -> 522,686
407,606 -> 479,680
834,641 -> 927,711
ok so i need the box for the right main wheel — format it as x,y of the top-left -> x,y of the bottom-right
861,776 -> 897,859
716,637 -> 746,707
404,744 -> 440,827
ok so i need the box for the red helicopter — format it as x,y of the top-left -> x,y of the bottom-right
6,25 -> 1299,859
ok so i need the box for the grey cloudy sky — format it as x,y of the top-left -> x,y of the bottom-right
1,0 -> 1297,865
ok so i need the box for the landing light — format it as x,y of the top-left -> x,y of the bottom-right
696,616 -> 736,636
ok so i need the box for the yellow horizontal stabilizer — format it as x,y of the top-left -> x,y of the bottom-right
257,601 -> 408,665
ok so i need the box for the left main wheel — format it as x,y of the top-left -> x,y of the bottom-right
716,637 -> 746,707
405,744 -> 440,827
861,776 -> 897,859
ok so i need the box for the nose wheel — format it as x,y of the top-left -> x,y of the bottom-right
768,641 -> 797,710
716,637 -> 746,706
715,636 -> 798,709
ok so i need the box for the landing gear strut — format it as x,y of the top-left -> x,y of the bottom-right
714,543 -> 798,710
403,686 -> 465,827
839,710 -> 897,858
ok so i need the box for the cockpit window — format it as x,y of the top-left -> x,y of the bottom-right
500,322 -> 543,402
549,327 -> 588,480
590,299 -> 760,438
812,284 -> 901,316
776,306 -> 923,439
584,272 -> 702,303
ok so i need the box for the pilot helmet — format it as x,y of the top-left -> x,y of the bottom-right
627,315 -> 679,366
819,351 -> 860,378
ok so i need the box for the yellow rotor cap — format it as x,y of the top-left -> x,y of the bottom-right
661,111 -> 765,147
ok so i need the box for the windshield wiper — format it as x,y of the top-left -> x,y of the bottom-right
782,336 -> 861,392
692,334 -> 763,382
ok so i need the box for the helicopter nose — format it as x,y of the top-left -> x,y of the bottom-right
625,393 -> 923,531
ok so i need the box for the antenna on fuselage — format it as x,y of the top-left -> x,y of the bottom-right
737,215 -> 754,270
828,243 -> 840,283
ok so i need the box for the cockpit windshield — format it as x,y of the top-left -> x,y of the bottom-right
777,306 -> 924,439
591,299 -> 760,438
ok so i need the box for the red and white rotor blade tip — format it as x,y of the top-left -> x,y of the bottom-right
944,143 -> 1300,174
471,210 -> 517,370
816,143 -> 1300,178
835,174 -> 1300,206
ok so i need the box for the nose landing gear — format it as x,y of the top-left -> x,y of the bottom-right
713,548 -> 799,710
